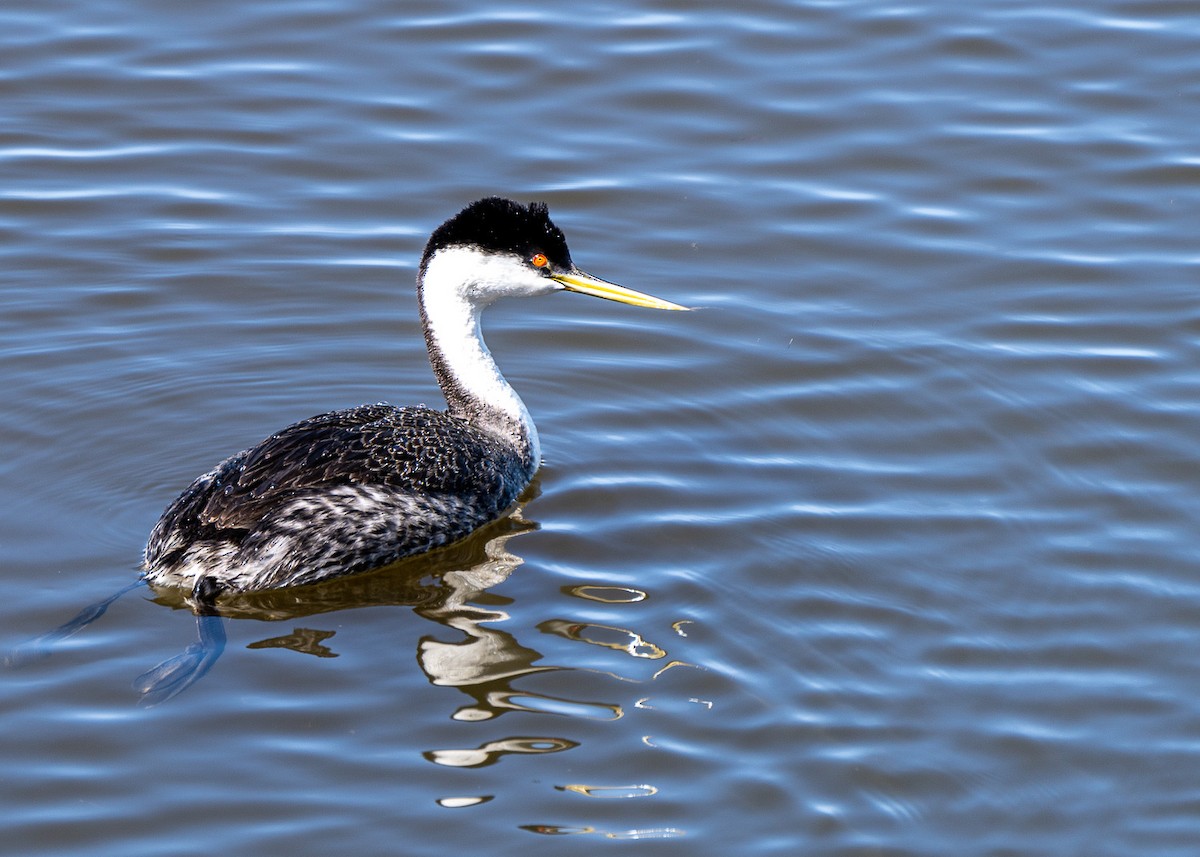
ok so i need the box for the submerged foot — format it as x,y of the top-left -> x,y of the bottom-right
134,576 -> 228,706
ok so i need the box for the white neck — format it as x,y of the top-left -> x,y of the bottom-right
418,248 -> 540,465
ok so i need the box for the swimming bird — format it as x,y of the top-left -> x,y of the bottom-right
143,197 -> 687,592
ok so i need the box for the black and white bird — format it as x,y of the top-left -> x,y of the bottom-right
143,197 -> 687,592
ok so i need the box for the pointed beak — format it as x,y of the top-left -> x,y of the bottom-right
552,269 -> 690,311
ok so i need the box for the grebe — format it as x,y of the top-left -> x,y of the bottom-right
143,197 -> 687,591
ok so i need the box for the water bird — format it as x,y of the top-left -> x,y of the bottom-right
143,197 -> 687,593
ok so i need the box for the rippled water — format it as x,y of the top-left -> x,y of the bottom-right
3,0 -> 1199,854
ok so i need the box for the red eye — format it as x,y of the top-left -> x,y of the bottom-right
531,253 -> 549,268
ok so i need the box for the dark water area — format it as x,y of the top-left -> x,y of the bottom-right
3,1 -> 1199,854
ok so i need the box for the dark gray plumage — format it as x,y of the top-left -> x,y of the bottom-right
144,404 -> 533,589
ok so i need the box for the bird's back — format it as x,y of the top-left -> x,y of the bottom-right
144,403 -> 533,589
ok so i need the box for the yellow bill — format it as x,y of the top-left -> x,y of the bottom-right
553,269 -> 690,311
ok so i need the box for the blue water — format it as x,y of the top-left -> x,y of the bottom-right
3,1 -> 1199,854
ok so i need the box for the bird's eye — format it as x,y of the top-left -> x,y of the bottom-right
530,253 -> 549,268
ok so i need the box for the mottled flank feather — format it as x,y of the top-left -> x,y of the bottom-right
144,404 -> 533,590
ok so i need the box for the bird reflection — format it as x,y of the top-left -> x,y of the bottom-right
135,501 -> 556,707
12,492 -> 621,719
246,627 -> 338,658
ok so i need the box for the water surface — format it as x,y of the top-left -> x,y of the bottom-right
3,1 -> 1199,854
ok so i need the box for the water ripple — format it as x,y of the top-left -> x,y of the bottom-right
4,0 -> 1200,854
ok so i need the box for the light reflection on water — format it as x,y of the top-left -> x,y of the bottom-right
4,0 -> 1200,854
12,501 -> 701,833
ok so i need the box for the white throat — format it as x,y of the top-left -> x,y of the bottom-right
418,247 -> 541,465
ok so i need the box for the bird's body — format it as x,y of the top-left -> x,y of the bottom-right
143,404 -> 533,589
143,198 -> 685,592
